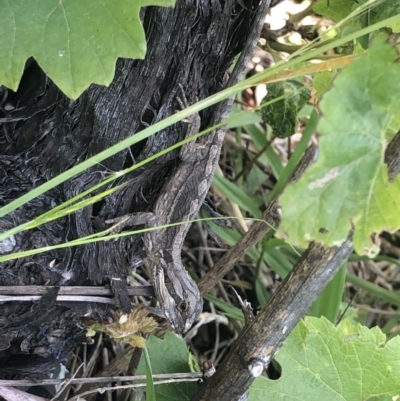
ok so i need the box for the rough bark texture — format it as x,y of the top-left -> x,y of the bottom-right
0,0 -> 276,379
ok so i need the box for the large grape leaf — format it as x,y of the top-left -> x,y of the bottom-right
0,0 -> 174,99
137,332 -> 197,401
277,34 -> 400,256
249,317 -> 400,401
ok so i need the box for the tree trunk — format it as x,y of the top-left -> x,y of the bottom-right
0,0 -> 276,379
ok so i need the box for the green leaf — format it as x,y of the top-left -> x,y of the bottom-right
249,317 -> 400,401
188,351 -> 201,373
278,34 -> 400,257
313,0 -> 356,23
244,165 -> 268,196
0,0 -> 175,99
338,301 -> 359,324
137,333 -> 197,401
261,80 -> 311,138
313,70 -> 336,100
312,0 -> 363,45
370,0 -> 400,32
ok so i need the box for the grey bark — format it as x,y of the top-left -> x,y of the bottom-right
0,0 -> 277,379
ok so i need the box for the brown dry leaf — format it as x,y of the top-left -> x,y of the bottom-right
85,306 -> 158,348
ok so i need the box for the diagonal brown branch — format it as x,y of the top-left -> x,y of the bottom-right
199,144 -> 317,295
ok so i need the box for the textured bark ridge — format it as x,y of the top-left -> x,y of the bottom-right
0,0 -> 275,377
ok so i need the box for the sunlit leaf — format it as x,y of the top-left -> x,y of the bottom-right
137,332 -> 197,401
0,0 -> 175,98
250,317 -> 400,400
278,34 -> 400,256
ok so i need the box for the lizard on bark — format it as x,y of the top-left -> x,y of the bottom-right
107,88 -> 224,334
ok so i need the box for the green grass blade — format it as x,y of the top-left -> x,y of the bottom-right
346,272 -> 400,308
255,279 -> 270,308
244,124 -> 283,179
0,104 -> 279,243
204,293 -> 244,322
309,262 -> 347,323
144,346 -> 156,401
0,181 -> 132,242
0,216 -> 266,262
213,174 -> 262,218
263,247 -> 298,278
348,254 -> 400,265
